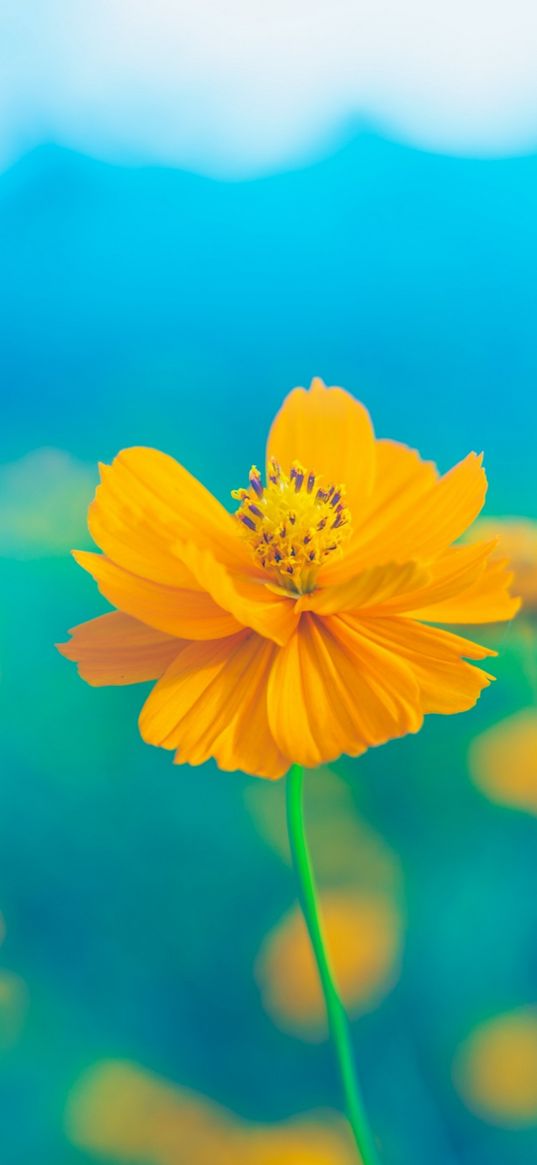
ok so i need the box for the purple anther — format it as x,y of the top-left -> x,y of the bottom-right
248,504 -> 263,518
241,515 -> 257,532
330,491 -> 341,507
249,472 -> 264,498
306,473 -> 315,493
269,458 -> 281,485
293,471 -> 304,492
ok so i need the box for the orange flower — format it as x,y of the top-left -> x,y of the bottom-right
58,378 -> 519,779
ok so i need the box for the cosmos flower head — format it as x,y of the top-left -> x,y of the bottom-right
58,378 -> 519,779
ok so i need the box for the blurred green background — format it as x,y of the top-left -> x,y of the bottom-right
1,129 -> 537,1164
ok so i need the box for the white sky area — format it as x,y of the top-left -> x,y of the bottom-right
2,0 -> 537,177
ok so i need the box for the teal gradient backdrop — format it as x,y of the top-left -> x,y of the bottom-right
0,133 -> 536,1164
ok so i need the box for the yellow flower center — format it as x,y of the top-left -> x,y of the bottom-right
231,459 -> 352,593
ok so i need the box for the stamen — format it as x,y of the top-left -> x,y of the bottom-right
231,460 -> 352,593
249,466 -> 264,498
269,458 -> 281,485
290,463 -> 305,492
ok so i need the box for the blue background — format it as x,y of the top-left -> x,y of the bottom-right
0,131 -> 536,1164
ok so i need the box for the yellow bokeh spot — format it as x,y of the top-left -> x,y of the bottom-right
0,448 -> 95,559
245,765 -> 402,893
0,970 -> 28,1049
65,1059 -> 355,1164
454,1010 -> 537,1126
65,1060 -> 241,1164
242,1117 -> 357,1164
467,517 -> 537,613
469,709 -> 537,814
255,890 -> 401,1039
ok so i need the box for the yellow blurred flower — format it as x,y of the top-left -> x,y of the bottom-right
241,1116 -> 356,1164
469,708 -> 537,814
454,1009 -> 537,1126
65,1059 -> 354,1164
0,912 -> 28,1049
0,448 -> 95,559
467,517 -> 537,613
0,970 -> 28,1050
245,765 -> 402,892
65,1060 -> 242,1164
255,890 -> 401,1039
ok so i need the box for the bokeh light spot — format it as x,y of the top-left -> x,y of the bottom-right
255,889 -> 401,1039
469,709 -> 537,814
454,1009 -> 537,1126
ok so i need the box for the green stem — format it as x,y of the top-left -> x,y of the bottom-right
286,763 -> 381,1165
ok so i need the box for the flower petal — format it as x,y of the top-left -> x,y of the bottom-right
57,611 -> 184,686
173,540 -> 298,646
408,555 -> 521,624
89,446 -> 252,582
73,551 -> 243,639
321,443 -> 487,584
298,560 -> 429,616
320,439 -> 437,584
399,451 -> 487,559
139,631 -> 287,779
330,542 -> 519,624
83,446 -> 298,646
352,541 -> 507,617
267,613 -> 422,768
266,378 -> 376,516
344,615 -> 496,714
